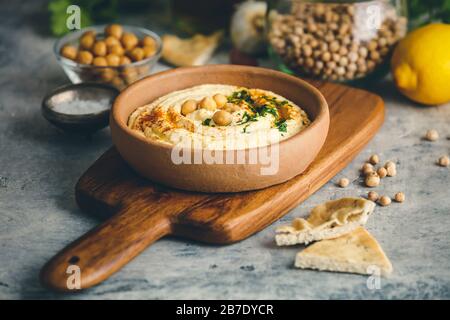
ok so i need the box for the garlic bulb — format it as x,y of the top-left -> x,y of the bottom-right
230,1 -> 267,55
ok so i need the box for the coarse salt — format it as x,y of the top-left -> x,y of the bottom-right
52,98 -> 110,115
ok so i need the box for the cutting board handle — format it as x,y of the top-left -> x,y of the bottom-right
39,206 -> 171,291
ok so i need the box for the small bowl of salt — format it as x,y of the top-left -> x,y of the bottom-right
42,83 -> 119,134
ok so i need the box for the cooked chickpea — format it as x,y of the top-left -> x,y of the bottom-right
106,54 -> 120,67
92,56 -> 108,67
223,103 -> 240,113
384,161 -> 396,170
212,110 -> 232,126
199,97 -> 217,110
338,178 -> 350,188
119,56 -> 131,66
377,167 -> 387,178
438,155 -> 450,167
105,24 -> 123,39
92,41 -> 107,57
365,172 -> 380,187
111,76 -> 125,89
79,34 -> 95,50
60,45 -> 77,60
369,154 -> 379,165
425,129 -> 439,141
100,68 -> 116,82
105,36 -> 120,47
362,163 -> 374,175
121,32 -> 138,50
213,94 -> 228,107
181,100 -> 197,116
378,196 -> 391,206
129,47 -> 144,61
108,44 -> 125,56
143,46 -> 156,58
141,35 -> 156,48
76,50 -> 93,65
367,191 -> 379,202
394,192 -> 405,203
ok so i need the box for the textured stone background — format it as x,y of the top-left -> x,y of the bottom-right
0,1 -> 449,299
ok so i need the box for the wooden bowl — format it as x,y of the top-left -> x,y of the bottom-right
110,65 -> 329,192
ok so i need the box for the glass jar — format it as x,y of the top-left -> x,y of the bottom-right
267,0 -> 408,82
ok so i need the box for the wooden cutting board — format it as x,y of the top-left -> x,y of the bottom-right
40,80 -> 384,291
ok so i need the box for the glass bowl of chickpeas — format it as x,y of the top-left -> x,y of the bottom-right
267,0 -> 408,83
54,24 -> 162,90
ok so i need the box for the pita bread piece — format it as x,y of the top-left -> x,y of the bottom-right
162,31 -> 223,67
295,227 -> 393,276
276,198 -> 375,246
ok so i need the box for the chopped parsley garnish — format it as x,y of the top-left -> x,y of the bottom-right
276,119 -> 288,133
202,118 -> 212,126
259,105 -> 279,118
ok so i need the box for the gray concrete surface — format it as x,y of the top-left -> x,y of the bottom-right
0,1 -> 449,299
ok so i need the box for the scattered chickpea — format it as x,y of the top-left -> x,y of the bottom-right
105,24 -> 123,39
199,97 -> 217,111
377,167 -> 387,178
365,172 -> 380,187
92,56 -> 108,67
367,191 -> 379,202
338,178 -> 350,188
92,41 -> 107,57
121,32 -> 139,50
76,50 -> 93,65
60,45 -> 77,60
213,94 -> 228,108
394,192 -> 405,203
384,161 -> 396,170
106,54 -> 120,67
181,100 -> 198,116
386,165 -> 397,177
212,110 -> 232,126
369,154 -> 379,165
438,155 -> 450,167
362,163 -> 374,175
129,47 -> 144,61
378,196 -> 391,206
425,129 -> 439,141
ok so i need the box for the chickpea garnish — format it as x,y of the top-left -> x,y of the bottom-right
106,54 -> 120,67
60,45 -> 77,60
213,94 -> 228,108
92,41 -> 107,57
362,163 -> 374,175
105,24 -> 123,39
367,191 -> 379,202
394,192 -> 405,203
76,50 -> 93,65
438,155 -> 450,167
181,100 -> 198,116
199,97 -> 217,110
80,33 -> 95,50
337,178 -> 349,188
369,154 -> 379,165
223,103 -> 240,113
377,167 -> 387,178
425,129 -> 439,141
143,46 -> 156,58
105,36 -> 121,48
129,47 -> 144,61
378,196 -> 391,206
121,32 -> 139,50
92,56 -> 108,67
365,172 -> 380,187
108,44 -> 125,56
119,56 -> 131,66
212,110 -> 232,126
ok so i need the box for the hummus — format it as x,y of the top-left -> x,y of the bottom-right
128,84 -> 310,150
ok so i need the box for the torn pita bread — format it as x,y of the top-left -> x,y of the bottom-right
162,31 -> 223,67
295,227 -> 393,276
276,198 -> 375,246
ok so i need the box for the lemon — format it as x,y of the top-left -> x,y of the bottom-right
391,23 -> 450,105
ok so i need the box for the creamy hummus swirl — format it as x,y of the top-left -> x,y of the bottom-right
128,84 -> 310,150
